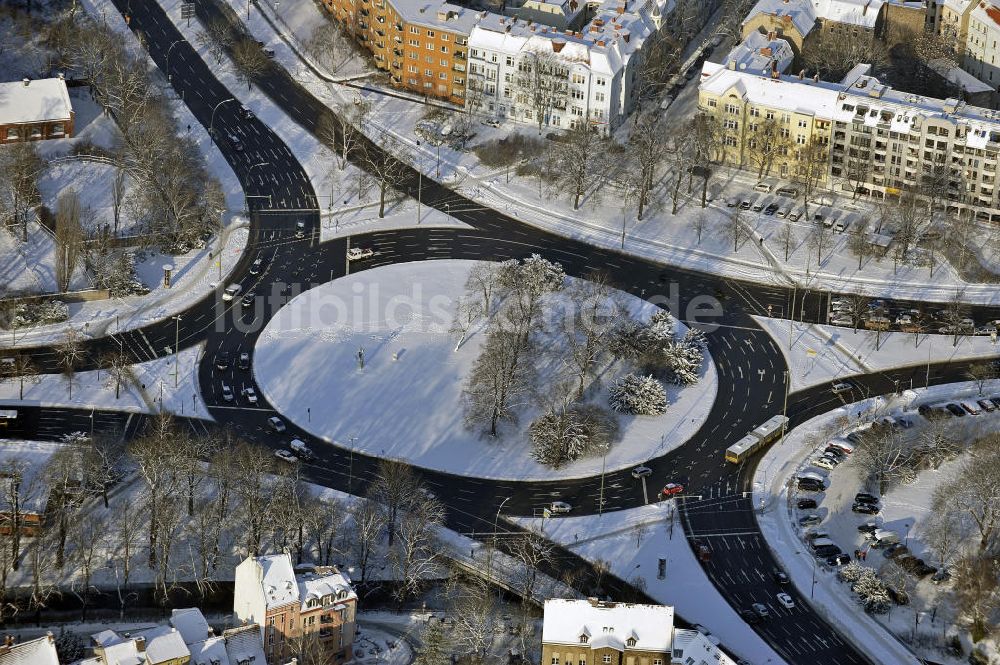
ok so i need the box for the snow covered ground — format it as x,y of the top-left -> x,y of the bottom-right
510,505 -> 785,665
754,316 -> 1000,392
253,260 -> 717,480
215,0 -> 1000,307
0,0 -> 248,350
0,343 -> 210,418
318,198 -> 470,243
353,624 -> 414,665
753,380 -> 1000,665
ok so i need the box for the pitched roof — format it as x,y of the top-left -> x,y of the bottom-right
187,636 -> 229,665
671,629 -> 739,665
725,31 -> 795,75
541,599 -> 674,653
0,78 -> 73,126
0,634 -> 59,665
222,624 -> 268,665
137,627 -> 190,664
171,608 -> 214,645
744,0 -> 818,37
299,568 -> 358,611
256,553 -> 300,609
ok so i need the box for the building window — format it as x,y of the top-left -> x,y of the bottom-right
425,55 -> 433,63
572,73 -> 585,84
440,59 -> 448,66
595,77 -> 606,86
426,30 -> 435,37
441,45 -> 448,53
426,42 -> 435,49
439,72 -> 448,79
707,99 -> 717,108
595,92 -> 604,102
506,56 -> 514,66
51,123 -> 64,136
602,657 -> 611,664
425,68 -> 433,75
441,33 -> 449,41
409,26 -> 419,33
409,38 -> 419,46
552,658 -> 559,664
5,128 -> 18,140
408,64 -> 418,72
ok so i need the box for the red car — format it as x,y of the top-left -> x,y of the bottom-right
660,483 -> 684,497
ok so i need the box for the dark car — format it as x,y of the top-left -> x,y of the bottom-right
855,492 -> 880,504
882,543 -> 909,559
241,292 -> 256,308
814,545 -> 842,558
215,352 -> 230,370
798,479 -> 824,492
797,498 -> 818,510
945,403 -> 966,417
824,446 -> 847,460
740,609 -> 761,625
852,502 -> 880,515
857,522 -> 878,535
764,203 -> 780,215
773,570 -> 789,585
827,553 -> 851,566
990,396 -> 1000,409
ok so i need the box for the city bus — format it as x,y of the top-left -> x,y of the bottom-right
725,414 -> 789,464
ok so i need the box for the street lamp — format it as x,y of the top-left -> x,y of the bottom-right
173,315 -> 182,388
490,496 -> 510,595
210,98 -> 236,135
166,39 -> 186,82
415,140 -> 423,223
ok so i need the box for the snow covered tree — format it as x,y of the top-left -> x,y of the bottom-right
609,374 -> 668,415
562,274 -> 617,398
849,567 -> 891,614
683,327 -> 708,351
414,621 -> 450,665
608,317 -> 646,361
529,403 -> 618,467
520,253 -> 565,292
660,339 -> 704,386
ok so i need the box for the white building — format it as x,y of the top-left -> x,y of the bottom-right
724,30 -> 796,75
964,0 -> 1000,91
467,0 -> 672,132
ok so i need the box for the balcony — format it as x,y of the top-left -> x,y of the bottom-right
393,48 -> 403,57
395,22 -> 403,30
359,7 -> 368,15
453,63 -> 465,72
392,61 -> 401,69
376,28 -> 385,36
454,50 -> 466,60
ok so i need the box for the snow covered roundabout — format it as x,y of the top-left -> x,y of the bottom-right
253,259 -> 717,480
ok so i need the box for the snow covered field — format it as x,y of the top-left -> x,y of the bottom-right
253,260 -> 717,480
0,343 -> 210,418
510,505 -> 785,665
753,380 -> 1000,665
754,316 -> 1000,392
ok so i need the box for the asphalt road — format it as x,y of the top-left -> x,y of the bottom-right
6,1 -> 1000,663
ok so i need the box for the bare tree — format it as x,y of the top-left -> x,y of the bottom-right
794,138 -> 829,219
550,123 -> 612,210
802,31 -> 888,81
722,206 -> 750,252
746,117 -> 791,180
692,213 -> 709,244
306,497 -> 344,565
54,189 -> 84,292
447,575 -> 499,664
942,288 -> 970,347
844,292 -> 869,333
359,135 -> 411,218
562,274 -> 615,398
665,131 -> 693,215
951,554 -> 1000,641
967,362 -> 995,395
776,222 -> 796,261
129,414 -> 180,568
56,328 -> 87,399
197,15 -> 235,66
99,349 -> 132,399
847,217 -> 872,269
920,507 -> 970,568
390,495 -> 445,601
349,499 -> 384,586
69,510 -> 107,621
933,457 -> 1000,553
106,497 -> 142,619
368,460 -> 421,548
512,51 -> 567,136
231,37 -> 270,91
689,113 -> 722,206
854,428 -> 910,494
4,354 -> 39,400
0,142 -> 43,241
807,222 -> 834,266
0,458 -> 33,572
231,441 -> 279,557
628,116 -> 667,220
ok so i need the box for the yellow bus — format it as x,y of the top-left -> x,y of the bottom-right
725,415 -> 789,464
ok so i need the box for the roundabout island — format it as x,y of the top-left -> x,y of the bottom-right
252,260 -> 717,481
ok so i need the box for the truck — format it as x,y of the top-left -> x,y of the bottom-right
289,438 -> 315,460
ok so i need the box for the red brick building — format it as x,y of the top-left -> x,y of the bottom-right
0,76 -> 74,144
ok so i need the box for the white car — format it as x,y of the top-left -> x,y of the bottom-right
831,381 -> 853,394
347,247 -> 374,261
221,383 -> 234,402
274,449 -> 298,464
631,465 -> 653,479
267,416 -> 286,432
243,387 -> 258,404
813,457 -> 836,470
776,593 -> 795,609
829,316 -> 853,326
549,501 -> 572,515
222,284 -> 242,301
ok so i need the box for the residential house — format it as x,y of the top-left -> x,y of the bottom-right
0,634 -> 59,665
233,554 -> 358,665
0,76 -> 74,144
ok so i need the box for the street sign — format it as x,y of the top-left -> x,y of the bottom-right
181,3 -> 195,19
543,508 -> 551,519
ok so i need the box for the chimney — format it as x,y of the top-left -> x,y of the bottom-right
135,636 -> 146,653
597,39 -> 606,45
22,78 -> 29,87
623,31 -> 630,42
771,60 -> 779,78
798,69 -> 805,79
767,30 -> 775,40
728,59 -> 736,70
813,73 -> 820,82
57,72 -> 65,80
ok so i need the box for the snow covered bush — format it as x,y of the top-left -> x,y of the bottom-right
683,327 -> 708,351
498,254 -> 565,294
608,318 -> 645,360
8,300 -> 70,328
609,374 -> 668,415
90,251 -> 149,297
661,339 -> 704,386
529,404 -> 618,467
839,563 -> 891,614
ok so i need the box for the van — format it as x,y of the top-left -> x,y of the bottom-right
289,438 -> 315,460
776,186 -> 798,198
754,182 -> 773,193
827,439 -> 854,454
834,218 -> 850,233
222,284 -> 242,301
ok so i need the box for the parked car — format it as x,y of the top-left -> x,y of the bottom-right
739,196 -> 755,210
267,416 -> 286,432
827,439 -> 854,454
814,545 -> 842,558
857,522 -> 878,535
813,457 -> 836,470
827,553 -> 851,566
855,492 -> 880,504
798,480 -> 823,492
549,501 -> 572,514
787,209 -> 802,221
829,315 -> 854,326
776,593 -> 795,609
977,399 -> 996,412
764,202 -> 780,215
660,483 -> 685,497
631,465 -> 653,479
823,446 -> 847,460
797,498 -> 817,510
945,403 -> 966,417
960,400 -> 982,415
799,514 -> 822,527
883,543 -> 909,559
852,502 -> 879,515
274,449 -> 298,464
347,247 -> 375,261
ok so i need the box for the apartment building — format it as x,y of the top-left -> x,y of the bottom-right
466,0 -> 670,133
0,76 -> 74,144
741,0 -> 887,57
540,598 -> 737,665
698,60 -> 1000,221
233,553 -> 358,665
319,0 -> 475,104
964,0 -> 1000,89
724,30 -> 796,75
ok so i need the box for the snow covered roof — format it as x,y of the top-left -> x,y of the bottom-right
222,624 -> 268,665
812,0 -> 884,28
299,567 -> 358,611
671,629 -> 738,665
256,553 -> 301,609
725,31 -> 795,75
91,630 -> 121,647
699,60 -> 1000,139
389,0 -> 484,33
0,634 -> 59,665
928,58 -> 994,93
970,0 -> 1000,29
97,640 -> 143,665
541,599 -> 674,652
0,77 -> 73,126
142,629 -> 190,664
171,607 -> 215,645
187,636 -> 229,665
744,0 -> 818,37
